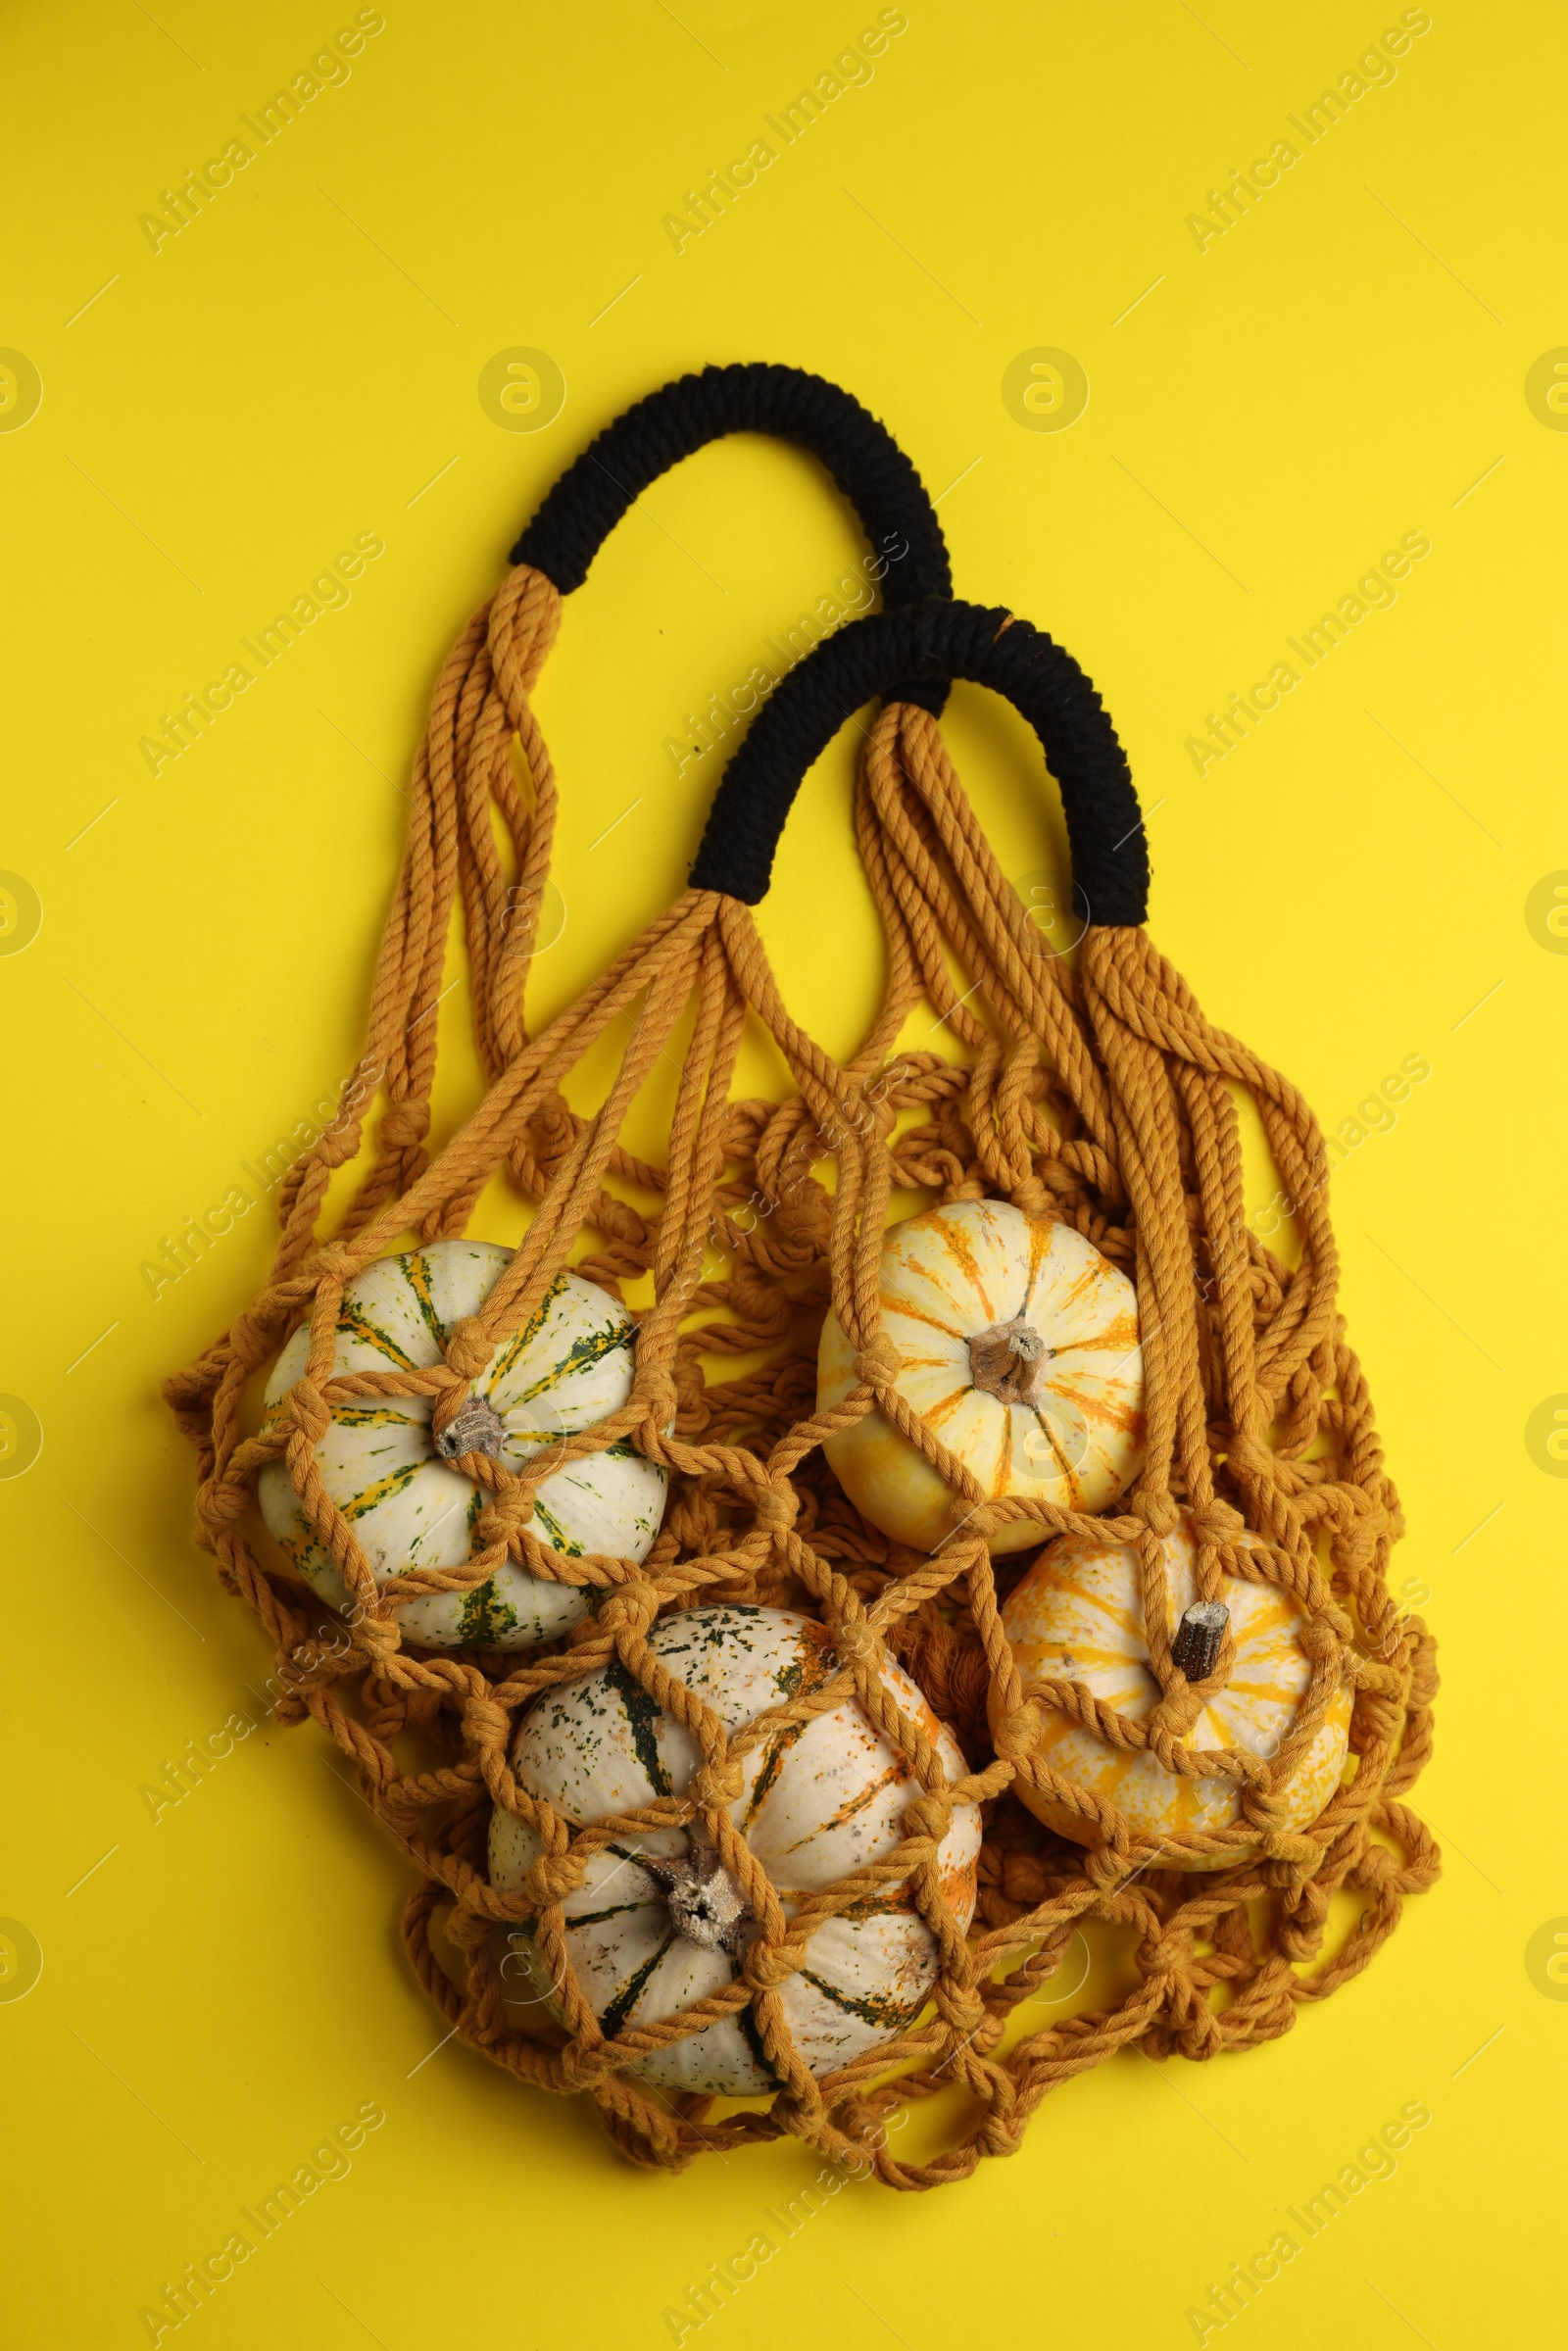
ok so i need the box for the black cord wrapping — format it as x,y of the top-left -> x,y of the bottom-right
689,599 -> 1150,926
510,363 -> 954,713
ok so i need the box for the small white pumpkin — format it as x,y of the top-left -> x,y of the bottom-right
817,1200 -> 1144,1554
489,1604 -> 980,2093
259,1239 -> 666,1649
997,1511 -> 1352,1867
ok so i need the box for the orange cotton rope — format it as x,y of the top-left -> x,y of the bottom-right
164,674 -> 1437,2189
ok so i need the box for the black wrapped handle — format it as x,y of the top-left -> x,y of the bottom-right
689,599 -> 1150,926
511,364 -> 951,713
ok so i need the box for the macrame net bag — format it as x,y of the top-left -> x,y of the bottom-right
164,424 -> 1439,2183
210,362 -> 951,1274
694,603 -> 1441,2120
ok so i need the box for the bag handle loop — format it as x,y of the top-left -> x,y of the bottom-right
690,598 -> 1150,926
511,363 -> 952,712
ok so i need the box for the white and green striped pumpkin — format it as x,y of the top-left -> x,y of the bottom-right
489,1604 -> 980,2094
258,1239 -> 666,1650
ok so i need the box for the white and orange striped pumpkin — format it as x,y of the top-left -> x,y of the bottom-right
258,1239 -> 666,1650
997,1513 -> 1351,1867
489,1605 -> 981,2092
817,1200 -> 1144,1554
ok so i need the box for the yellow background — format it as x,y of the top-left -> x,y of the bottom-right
3,1 -> 1563,2343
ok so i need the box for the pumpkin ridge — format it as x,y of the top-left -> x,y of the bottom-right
484,1272 -> 574,1393
458,1576 -> 518,1645
1045,1312 -> 1142,1356
604,1839 -> 669,1869
782,1627 -> 838,1694
1021,1214 -> 1052,1317
927,1220 -> 995,1323
564,1871 -> 662,1928
738,1714 -> 813,1831
480,1276 -> 577,1400
1171,1769 -> 1201,1829
564,1890 -> 662,1929
902,1254 -> 982,1326
1025,1640 -> 1142,1674
735,1999 -> 783,2089
832,1884 -> 924,1922
1024,1405 -> 1080,1487
510,1315 -> 631,1405
604,1658 -> 674,1797
797,1966 -> 923,2033
408,1490 -> 472,1552
339,1456 -> 432,1520
1016,1564 -> 1146,1645
328,1403 -> 427,1430
334,1302 -> 418,1371
1235,1595 -> 1303,1640
530,1496 -> 585,1557
995,1405 -> 1016,1495
922,1382 -> 978,1433
401,1249 -> 451,1350
880,1295 -> 965,1344
1053,1383 -> 1144,1438
516,1269 -> 572,1355
483,1328 -> 532,1394
1045,1256 -> 1109,1322
597,1929 -> 680,2041
793,1758 -> 906,1850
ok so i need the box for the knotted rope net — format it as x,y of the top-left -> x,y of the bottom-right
164,501 -> 1437,2192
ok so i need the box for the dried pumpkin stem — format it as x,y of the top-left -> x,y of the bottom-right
434,1396 -> 508,1461
968,1313 -> 1049,1408
639,1823 -> 756,1955
1170,1599 -> 1229,1682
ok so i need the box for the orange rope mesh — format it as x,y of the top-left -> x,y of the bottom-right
165,606 -> 1438,2188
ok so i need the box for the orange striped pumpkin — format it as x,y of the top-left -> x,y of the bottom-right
997,1513 -> 1351,1867
817,1199 -> 1144,1554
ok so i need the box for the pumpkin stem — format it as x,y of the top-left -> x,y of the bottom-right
968,1314 -> 1049,1408
1171,1599 -> 1229,1681
639,1822 -> 756,1955
434,1395 -> 509,1462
